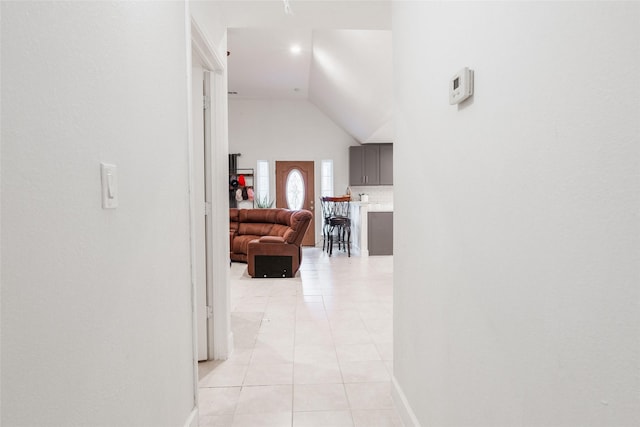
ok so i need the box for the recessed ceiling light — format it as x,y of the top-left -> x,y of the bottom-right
290,44 -> 302,55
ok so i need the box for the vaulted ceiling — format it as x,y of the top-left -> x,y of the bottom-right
222,1 -> 393,144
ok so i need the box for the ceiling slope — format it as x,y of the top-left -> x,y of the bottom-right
309,29 -> 393,143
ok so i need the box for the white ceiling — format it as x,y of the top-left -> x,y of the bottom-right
218,0 -> 391,31
228,28 -> 314,99
224,1 -> 393,143
309,29 -> 393,143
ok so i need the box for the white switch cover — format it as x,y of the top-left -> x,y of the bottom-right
100,163 -> 118,209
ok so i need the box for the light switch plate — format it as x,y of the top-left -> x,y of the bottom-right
100,163 -> 118,209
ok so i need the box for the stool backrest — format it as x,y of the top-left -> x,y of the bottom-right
320,196 -> 351,219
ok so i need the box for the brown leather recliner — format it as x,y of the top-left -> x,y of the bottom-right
229,208 -> 313,277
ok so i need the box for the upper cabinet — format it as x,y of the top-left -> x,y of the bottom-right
379,144 -> 393,185
349,144 -> 393,186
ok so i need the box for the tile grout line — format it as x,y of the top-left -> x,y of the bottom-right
202,249 -> 396,426
290,282 -> 299,427
322,275 -> 358,427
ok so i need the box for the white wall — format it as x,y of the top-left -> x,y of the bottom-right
349,186 -> 394,206
392,2 -> 639,426
228,98 -> 358,241
191,0 -> 228,60
1,2 -> 195,426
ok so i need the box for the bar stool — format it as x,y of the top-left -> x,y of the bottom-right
320,197 -> 332,252
320,196 -> 351,257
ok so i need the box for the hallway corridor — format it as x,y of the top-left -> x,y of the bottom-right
198,248 -> 400,426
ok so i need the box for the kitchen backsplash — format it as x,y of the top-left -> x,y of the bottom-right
349,186 -> 394,205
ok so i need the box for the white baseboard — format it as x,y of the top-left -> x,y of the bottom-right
391,375 -> 421,427
183,407 -> 198,427
212,331 -> 234,360
227,331 -> 234,358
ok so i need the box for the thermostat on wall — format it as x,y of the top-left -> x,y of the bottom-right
449,67 -> 474,105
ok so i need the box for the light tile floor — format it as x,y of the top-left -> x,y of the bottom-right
198,247 -> 401,427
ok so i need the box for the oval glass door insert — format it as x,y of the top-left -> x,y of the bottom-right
286,169 -> 304,210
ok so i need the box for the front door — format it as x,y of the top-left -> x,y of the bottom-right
275,161 -> 316,246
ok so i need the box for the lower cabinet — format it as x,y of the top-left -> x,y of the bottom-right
368,211 -> 393,255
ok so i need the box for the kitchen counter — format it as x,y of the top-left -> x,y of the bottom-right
351,201 -> 393,211
366,203 -> 394,212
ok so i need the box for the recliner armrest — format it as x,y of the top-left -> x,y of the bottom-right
258,236 -> 286,244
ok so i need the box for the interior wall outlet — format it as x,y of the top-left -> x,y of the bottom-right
100,163 -> 118,209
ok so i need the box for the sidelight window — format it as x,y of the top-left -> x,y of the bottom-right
256,160 -> 269,204
321,159 -> 334,197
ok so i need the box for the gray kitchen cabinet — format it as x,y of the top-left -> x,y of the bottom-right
379,144 -> 393,185
348,146 -> 363,185
368,211 -> 393,255
349,145 -> 378,185
349,144 -> 393,186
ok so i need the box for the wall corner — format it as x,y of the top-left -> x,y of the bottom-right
391,375 -> 422,427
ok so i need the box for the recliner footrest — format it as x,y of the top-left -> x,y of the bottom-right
253,255 -> 293,278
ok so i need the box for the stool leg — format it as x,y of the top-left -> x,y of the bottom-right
328,226 -> 334,256
322,224 -> 327,251
324,223 -> 331,252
